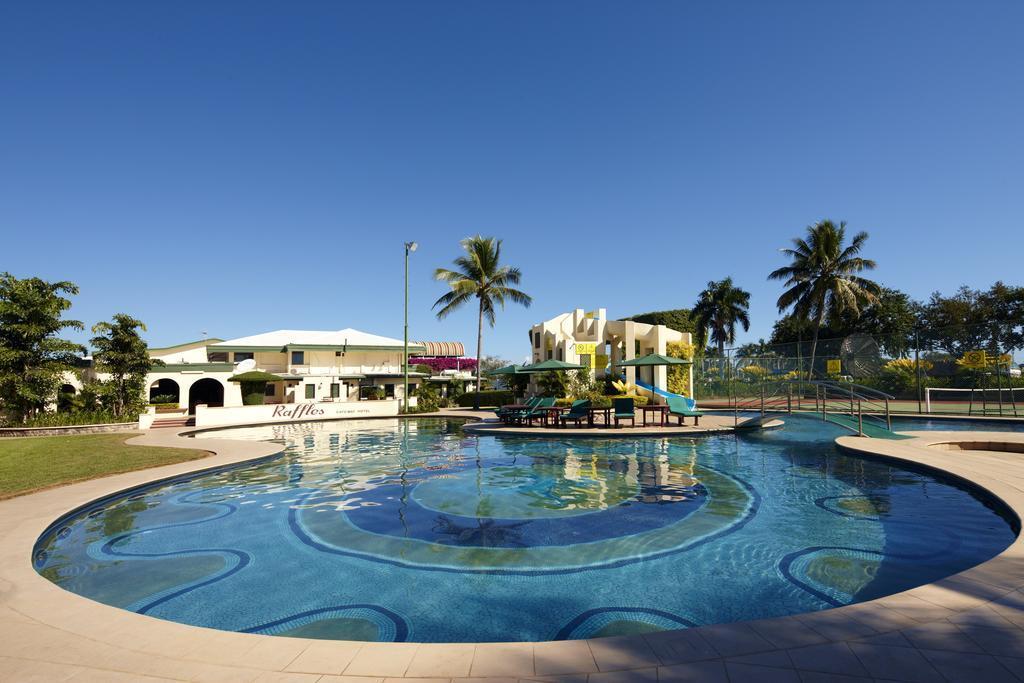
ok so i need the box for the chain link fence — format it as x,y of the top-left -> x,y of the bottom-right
696,320 -> 1024,416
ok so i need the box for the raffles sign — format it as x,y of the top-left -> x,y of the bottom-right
195,400 -> 399,427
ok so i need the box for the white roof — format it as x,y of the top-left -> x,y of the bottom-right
211,328 -> 417,349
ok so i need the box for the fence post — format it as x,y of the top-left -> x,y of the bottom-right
885,397 -> 892,431
915,329 -> 923,414
858,400 -> 864,436
760,379 -> 765,418
787,384 -> 792,414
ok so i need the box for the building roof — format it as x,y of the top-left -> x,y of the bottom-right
412,341 -> 466,357
210,329 -> 424,351
148,338 -> 224,352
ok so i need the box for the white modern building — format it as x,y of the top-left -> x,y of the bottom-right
528,308 -> 694,397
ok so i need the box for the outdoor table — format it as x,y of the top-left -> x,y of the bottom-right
638,404 -> 669,427
536,405 -> 566,427
587,406 -> 612,427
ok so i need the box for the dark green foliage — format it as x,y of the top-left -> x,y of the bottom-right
149,393 -> 178,405
91,314 -> 161,418
624,309 -> 695,334
0,273 -> 85,423
455,390 -> 513,407
411,382 -> 443,413
692,278 -> 751,355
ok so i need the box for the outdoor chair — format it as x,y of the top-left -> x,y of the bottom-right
520,397 -> 556,426
558,399 -> 591,428
496,397 -> 537,423
613,397 -> 635,428
667,396 -> 704,426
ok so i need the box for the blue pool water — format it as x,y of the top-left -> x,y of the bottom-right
34,416 -> 1017,642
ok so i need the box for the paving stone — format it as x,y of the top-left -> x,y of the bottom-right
586,666 -> 658,682
746,617 -> 827,649
900,621 -> 985,653
585,636 -> 658,672
695,622 -> 777,657
786,642 -> 869,677
726,650 -> 793,668
641,629 -> 718,665
919,648 -> 1018,683
953,624 -> 1024,657
532,640 -> 596,676
846,642 -> 942,683
655,660 -> 728,682
795,672 -> 872,683
724,662 -> 801,683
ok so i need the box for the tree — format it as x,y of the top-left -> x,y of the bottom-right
691,278 -> 751,357
769,220 -> 881,379
433,236 -> 532,408
0,273 -> 85,423
918,283 -> 1024,356
624,309 -> 696,335
768,286 -> 918,357
90,314 -> 160,418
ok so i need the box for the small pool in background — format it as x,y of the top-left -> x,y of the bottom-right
33,416 -> 1017,642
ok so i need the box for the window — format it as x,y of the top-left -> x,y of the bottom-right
384,383 -> 395,398
234,352 -> 254,363
534,332 -> 540,349
208,351 -> 228,363
264,384 -> 275,396
291,351 -> 305,365
305,384 -> 315,399
557,347 -> 563,360
330,383 -> 340,398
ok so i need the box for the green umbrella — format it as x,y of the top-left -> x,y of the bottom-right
519,359 -> 586,373
613,353 -> 691,403
485,364 -> 523,376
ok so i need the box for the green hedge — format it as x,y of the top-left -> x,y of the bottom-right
455,390 -> 514,407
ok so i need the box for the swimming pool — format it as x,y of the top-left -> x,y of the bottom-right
33,416 -> 1017,643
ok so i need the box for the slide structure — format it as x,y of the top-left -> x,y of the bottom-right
620,374 -> 688,402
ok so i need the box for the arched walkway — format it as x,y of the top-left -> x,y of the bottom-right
148,378 -> 180,404
188,378 -> 224,414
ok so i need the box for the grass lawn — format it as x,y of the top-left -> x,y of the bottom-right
0,433 -> 208,500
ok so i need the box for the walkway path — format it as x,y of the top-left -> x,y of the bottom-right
2,417 -> 1024,681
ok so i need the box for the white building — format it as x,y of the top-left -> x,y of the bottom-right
528,308 -> 694,397
141,329 -> 430,413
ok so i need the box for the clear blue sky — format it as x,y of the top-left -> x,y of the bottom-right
3,1 -> 1022,361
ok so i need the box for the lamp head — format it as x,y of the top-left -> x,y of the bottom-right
406,241 -> 418,253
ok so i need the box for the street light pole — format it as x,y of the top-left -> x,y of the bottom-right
403,241 -> 418,413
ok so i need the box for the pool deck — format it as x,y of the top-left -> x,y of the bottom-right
3,412 -> 1024,682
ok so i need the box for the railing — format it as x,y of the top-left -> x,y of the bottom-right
731,378 -> 895,437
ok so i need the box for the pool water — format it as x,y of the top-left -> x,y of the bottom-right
34,416 -> 1017,643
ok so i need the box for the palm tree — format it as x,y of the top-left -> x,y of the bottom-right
692,277 -> 752,357
768,220 -> 881,379
434,236 -> 532,408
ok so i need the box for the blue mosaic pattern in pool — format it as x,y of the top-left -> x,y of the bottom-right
33,416 -> 1017,642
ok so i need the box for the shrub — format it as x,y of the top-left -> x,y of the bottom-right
361,386 -> 385,400
455,390 -> 513,407
149,393 -> 178,405
411,382 -> 444,413
555,393 -> 649,408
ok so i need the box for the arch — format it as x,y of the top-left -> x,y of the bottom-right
188,378 -> 224,414
149,378 -> 181,405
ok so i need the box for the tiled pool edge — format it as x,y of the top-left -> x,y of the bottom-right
3,418 -> 1024,681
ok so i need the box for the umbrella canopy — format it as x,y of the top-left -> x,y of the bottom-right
613,353 -> 691,367
520,359 -> 586,373
484,364 -> 523,376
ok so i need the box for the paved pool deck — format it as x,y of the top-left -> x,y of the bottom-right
3,411 -> 1024,682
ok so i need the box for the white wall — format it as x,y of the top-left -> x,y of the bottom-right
194,398 -> 401,427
